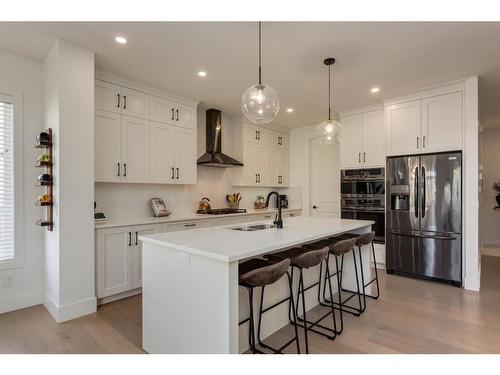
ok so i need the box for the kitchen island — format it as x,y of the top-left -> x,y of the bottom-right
140,216 -> 374,354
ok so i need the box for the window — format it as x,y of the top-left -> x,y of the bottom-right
0,96 -> 14,263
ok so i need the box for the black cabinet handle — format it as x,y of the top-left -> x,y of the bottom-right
313,205 -> 318,209
258,131 -> 261,140
423,135 -> 426,148
421,166 -> 426,218
417,136 -> 420,149
171,167 -> 175,179
176,167 -> 179,179
258,174 -> 261,183
135,231 -> 138,246
117,94 -> 120,108
363,152 -> 366,163
184,223 -> 196,227
255,174 -> 258,183
123,95 -> 127,109
124,163 -> 127,177
255,131 -> 258,140
171,108 -> 175,121
414,167 -> 419,218
176,109 -> 179,121
117,163 -> 120,176
128,232 -> 132,246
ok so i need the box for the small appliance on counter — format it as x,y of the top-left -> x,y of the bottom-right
150,197 -> 171,217
197,208 -> 247,215
277,194 -> 288,209
94,201 -> 107,223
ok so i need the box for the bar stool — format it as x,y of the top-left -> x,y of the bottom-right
238,258 -> 300,354
303,237 -> 363,318
264,246 -> 334,354
335,231 -> 380,310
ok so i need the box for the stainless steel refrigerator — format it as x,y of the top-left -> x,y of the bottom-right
386,152 -> 462,286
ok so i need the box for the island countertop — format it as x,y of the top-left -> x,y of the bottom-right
139,216 -> 374,263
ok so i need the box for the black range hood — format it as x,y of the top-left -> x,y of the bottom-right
197,109 -> 243,168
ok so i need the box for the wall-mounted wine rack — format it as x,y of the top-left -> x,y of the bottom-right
35,128 -> 53,231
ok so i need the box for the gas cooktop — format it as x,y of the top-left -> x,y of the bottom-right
197,208 -> 247,215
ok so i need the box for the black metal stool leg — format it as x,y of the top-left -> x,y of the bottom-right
334,256 -> 343,334
324,258 -> 338,335
357,245 -> 367,312
370,242 -> 381,299
298,269 -> 309,354
247,287 -> 256,353
352,249 -> 363,314
287,271 -> 301,354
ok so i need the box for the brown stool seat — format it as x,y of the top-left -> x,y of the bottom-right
303,237 -> 356,256
333,231 -> 375,247
265,247 -> 329,269
239,258 -> 291,288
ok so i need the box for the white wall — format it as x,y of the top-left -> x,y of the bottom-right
94,108 -> 301,220
43,41 -> 96,322
479,128 -> 500,247
0,50 -> 44,314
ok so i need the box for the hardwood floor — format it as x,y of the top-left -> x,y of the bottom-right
2,256 -> 500,354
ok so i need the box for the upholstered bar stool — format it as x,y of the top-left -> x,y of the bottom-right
264,246 -> 334,354
238,258 -> 300,354
303,237 -> 363,318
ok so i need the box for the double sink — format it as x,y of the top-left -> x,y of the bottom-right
230,223 -> 276,232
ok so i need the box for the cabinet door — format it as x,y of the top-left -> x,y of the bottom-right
386,100 -> 421,156
96,227 -> 134,298
122,87 -> 150,120
255,144 -> 269,185
243,142 -> 259,185
268,130 -> 289,148
422,92 -> 463,153
362,110 -> 386,167
122,116 -> 151,183
267,148 -> 280,186
150,122 -> 175,183
95,80 -> 121,113
150,95 -> 176,125
94,109 -> 122,182
132,224 -> 161,289
174,127 -> 197,184
244,124 -> 264,144
340,114 -> 363,168
175,104 -> 196,130
277,148 -> 289,186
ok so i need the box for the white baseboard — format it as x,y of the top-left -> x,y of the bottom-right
97,288 -> 141,305
43,293 -> 97,322
482,246 -> 500,257
0,289 -> 42,314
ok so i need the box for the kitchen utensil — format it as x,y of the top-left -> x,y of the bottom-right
198,197 -> 211,211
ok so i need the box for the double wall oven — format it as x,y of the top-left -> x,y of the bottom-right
341,168 -> 385,243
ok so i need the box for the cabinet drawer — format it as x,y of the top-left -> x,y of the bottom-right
284,210 -> 301,218
211,216 -> 249,226
166,220 -> 211,232
251,212 -> 275,221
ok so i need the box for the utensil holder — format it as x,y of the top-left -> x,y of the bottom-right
228,201 -> 240,209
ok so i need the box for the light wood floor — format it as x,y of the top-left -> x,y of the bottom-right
2,256 -> 500,354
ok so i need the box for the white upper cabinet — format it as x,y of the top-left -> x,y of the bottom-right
421,92 -> 463,153
176,104 -> 196,130
174,127 -> 197,184
386,100 -> 422,156
340,109 -> 385,169
121,116 -> 151,183
362,110 -> 386,166
121,87 -> 150,119
150,122 -> 175,183
95,80 -> 122,113
150,95 -> 176,125
340,114 -> 363,168
94,109 -> 122,182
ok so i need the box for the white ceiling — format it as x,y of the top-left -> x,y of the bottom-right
1,22 -> 500,128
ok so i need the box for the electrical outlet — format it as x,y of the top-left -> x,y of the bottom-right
2,274 -> 14,288
178,252 -> 190,265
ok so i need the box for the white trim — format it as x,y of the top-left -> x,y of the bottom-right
43,293 -> 97,323
482,245 -> 500,258
0,289 -> 42,314
0,90 -> 24,271
339,103 -> 384,117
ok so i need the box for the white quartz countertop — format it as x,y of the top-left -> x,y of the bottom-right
94,207 -> 302,229
139,216 -> 374,262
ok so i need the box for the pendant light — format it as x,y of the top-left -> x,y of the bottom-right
317,58 -> 341,145
241,22 -> 280,124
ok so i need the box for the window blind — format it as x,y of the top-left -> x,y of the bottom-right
0,99 -> 14,263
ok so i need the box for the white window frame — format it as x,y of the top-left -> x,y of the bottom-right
0,91 -> 24,270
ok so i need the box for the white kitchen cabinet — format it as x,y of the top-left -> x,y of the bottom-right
241,142 -> 268,186
421,92 -> 463,153
150,122 -> 175,183
133,224 -> 161,289
268,148 -> 289,186
174,127 -> 197,184
121,116 -> 151,183
96,226 -> 134,298
245,123 -> 266,144
95,80 -> 121,114
150,95 -> 176,125
164,220 -> 211,232
94,109 -> 122,182
386,100 -> 422,156
121,87 -> 150,120
362,110 -> 386,166
176,104 -> 196,130
340,114 -> 363,168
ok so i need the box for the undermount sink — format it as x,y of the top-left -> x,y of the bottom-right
229,223 -> 276,231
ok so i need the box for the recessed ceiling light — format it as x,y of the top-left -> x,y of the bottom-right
371,87 -> 380,93
286,108 -> 294,113
197,71 -> 207,77
115,36 -> 127,44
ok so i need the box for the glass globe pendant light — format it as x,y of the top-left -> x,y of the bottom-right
241,22 -> 280,124
317,58 -> 342,145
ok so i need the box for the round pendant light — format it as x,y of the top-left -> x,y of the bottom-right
241,22 -> 280,124
317,58 -> 341,144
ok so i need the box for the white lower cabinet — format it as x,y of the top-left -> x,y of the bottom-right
96,224 -> 161,299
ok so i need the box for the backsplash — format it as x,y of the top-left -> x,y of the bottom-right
95,167 -> 302,219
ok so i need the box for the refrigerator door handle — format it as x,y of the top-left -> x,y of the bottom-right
414,166 -> 419,218
421,166 -> 426,218
388,229 -> 458,241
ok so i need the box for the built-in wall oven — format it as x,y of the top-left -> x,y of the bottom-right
341,168 -> 385,243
